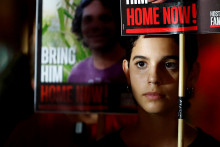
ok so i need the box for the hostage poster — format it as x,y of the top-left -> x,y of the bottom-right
35,0 -> 136,113
35,0 -> 220,113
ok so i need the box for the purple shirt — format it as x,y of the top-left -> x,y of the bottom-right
68,57 -> 126,83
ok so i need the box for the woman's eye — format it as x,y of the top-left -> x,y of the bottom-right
136,61 -> 147,68
165,62 -> 177,70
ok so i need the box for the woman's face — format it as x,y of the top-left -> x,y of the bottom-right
123,36 -> 182,114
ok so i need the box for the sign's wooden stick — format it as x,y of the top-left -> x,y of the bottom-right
178,34 -> 185,147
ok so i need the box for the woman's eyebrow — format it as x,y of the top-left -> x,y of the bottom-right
132,55 -> 149,61
162,56 -> 179,61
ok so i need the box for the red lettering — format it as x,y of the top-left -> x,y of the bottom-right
41,85 -> 73,103
75,85 -> 105,105
163,7 -> 171,24
41,85 -> 48,102
56,85 -> 62,101
76,85 -> 83,104
127,7 -> 160,26
92,86 -> 103,103
143,8 -> 153,25
127,8 -> 134,26
135,8 -> 142,25
178,6 -> 190,24
66,86 -> 73,102
84,86 -> 91,104
171,7 -> 178,24
153,7 -> 160,25
58,85 -> 73,103
192,3 -> 197,23
49,85 -> 56,102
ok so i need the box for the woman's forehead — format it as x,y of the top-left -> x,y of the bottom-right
131,36 -> 179,58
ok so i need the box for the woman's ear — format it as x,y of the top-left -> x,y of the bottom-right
123,59 -> 131,84
186,61 -> 200,88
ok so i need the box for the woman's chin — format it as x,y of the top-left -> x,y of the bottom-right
139,103 -> 175,115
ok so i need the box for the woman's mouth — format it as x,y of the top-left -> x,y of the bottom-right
144,92 -> 165,100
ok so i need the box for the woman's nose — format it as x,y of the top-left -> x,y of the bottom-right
148,65 -> 161,85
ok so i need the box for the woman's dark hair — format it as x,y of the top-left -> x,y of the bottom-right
121,34 -> 198,71
72,0 -> 121,40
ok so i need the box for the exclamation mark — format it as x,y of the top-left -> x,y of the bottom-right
192,3 -> 197,23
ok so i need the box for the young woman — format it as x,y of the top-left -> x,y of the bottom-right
94,35 -> 220,146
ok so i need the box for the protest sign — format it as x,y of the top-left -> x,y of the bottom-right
121,0 -> 220,35
35,0 -> 136,113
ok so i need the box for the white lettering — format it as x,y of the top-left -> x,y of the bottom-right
210,11 -> 220,17
41,47 -> 76,65
126,0 -> 148,5
53,65 -> 63,82
41,47 -> 49,64
41,65 -> 63,83
49,47 -> 56,64
60,48 -> 68,64
68,48 -> 76,64
138,0 -> 148,4
41,65 -> 48,82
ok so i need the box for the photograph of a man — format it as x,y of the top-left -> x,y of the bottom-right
68,0 -> 126,84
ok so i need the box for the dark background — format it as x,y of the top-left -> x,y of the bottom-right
0,0 -> 220,146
